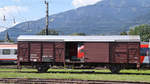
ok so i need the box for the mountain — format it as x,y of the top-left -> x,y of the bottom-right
0,26 -> 7,32
1,0 -> 150,40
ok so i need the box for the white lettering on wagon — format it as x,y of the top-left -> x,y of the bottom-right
30,54 -> 39,59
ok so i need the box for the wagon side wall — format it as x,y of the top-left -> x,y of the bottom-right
18,41 -> 30,62
55,42 -> 65,62
18,41 -> 66,64
84,42 -> 140,64
84,42 -> 109,63
109,42 -> 140,64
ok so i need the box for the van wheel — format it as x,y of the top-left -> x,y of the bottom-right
37,65 -> 49,73
109,64 -> 121,74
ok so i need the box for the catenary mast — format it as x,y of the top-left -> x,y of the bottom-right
45,0 -> 49,35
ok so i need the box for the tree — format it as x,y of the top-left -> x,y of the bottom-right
37,29 -> 59,35
128,24 -> 150,42
5,32 -> 10,42
120,31 -> 127,35
4,32 -> 14,42
71,33 -> 86,36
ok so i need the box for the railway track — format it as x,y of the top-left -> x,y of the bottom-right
0,78 -> 148,84
0,66 -> 149,83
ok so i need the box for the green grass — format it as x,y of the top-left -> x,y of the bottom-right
0,68 -> 149,83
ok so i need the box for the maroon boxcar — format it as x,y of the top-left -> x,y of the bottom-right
17,35 -> 140,73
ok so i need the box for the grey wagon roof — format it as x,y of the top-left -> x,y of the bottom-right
17,35 -> 140,42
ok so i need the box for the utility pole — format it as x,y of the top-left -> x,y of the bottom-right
45,0 -> 49,35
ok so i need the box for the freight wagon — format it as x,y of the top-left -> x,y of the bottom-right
17,35 -> 140,73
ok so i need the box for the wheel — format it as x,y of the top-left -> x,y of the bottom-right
37,65 -> 49,73
109,64 -> 121,74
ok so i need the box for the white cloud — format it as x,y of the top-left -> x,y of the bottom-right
11,21 -> 20,27
0,6 -> 28,28
0,26 -> 7,32
72,0 -> 103,8
0,6 -> 28,19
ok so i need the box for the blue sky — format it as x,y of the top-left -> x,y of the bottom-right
0,0 -> 101,29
